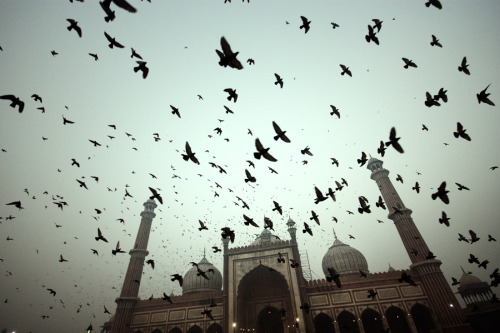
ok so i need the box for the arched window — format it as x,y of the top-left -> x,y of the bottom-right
314,312 -> 335,333
151,329 -> 163,333
385,306 -> 411,333
411,303 -> 436,333
337,310 -> 360,333
361,308 -> 385,333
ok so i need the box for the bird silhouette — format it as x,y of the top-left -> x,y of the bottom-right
331,22 -> 340,29
357,151 -> 368,166
301,146 -> 313,156
402,57 -> 417,69
412,182 -> 420,193
216,37 -> 243,70
314,186 -> 328,204
148,187 -> 163,204
112,241 -> 125,255
300,16 -> 311,33
104,31 -> 124,49
329,105 -> 340,118
477,84 -> 495,106
310,210 -> 320,225
367,289 -> 377,300
66,19 -> 82,37
303,222 -> 313,236
425,92 -> 440,107
243,214 -> 259,227
398,272 -> 416,286
430,34 -> 442,47
224,88 -> 238,102
458,56 -> 470,75
469,230 -> 480,243
339,64 -> 352,77
272,121 -> 291,142
453,122 -> 471,141
254,138 -> 277,162
198,220 -> 208,231
182,141 -> 200,165
146,259 -> 155,269
326,267 -> 341,287
375,196 -> 386,209
455,183 -> 470,191
458,233 -> 469,243
372,19 -> 382,32
6,201 -> 23,210
274,73 -> 284,88
95,228 -> 108,242
134,61 -> 149,79
59,255 -> 68,262
272,201 -> 283,215
434,88 -> 448,103
171,274 -> 183,287
431,181 -> 449,204
425,0 -> 442,10
0,95 -> 25,113
221,227 -> 235,243
244,169 -> 256,183
377,141 -> 386,157
385,127 -> 404,153
365,25 -> 379,45
357,197 -> 371,214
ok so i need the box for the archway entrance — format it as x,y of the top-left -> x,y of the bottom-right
386,306 -> 411,333
257,306 -> 284,333
411,303 -> 436,333
237,265 -> 293,332
337,311 -> 360,333
187,325 -> 203,333
361,308 -> 384,333
314,313 -> 335,333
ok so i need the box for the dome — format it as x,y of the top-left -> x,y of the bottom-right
459,271 -> 483,288
322,238 -> 369,276
182,256 -> 222,294
251,228 -> 281,245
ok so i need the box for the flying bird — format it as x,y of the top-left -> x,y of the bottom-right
375,196 -> 386,209
66,19 -> 82,37
339,64 -> 352,77
216,37 -> 243,70
198,220 -> 208,231
272,201 -> 283,215
274,73 -> 284,88
477,84 -> 495,106
310,210 -> 320,225
95,228 -> 108,242
254,138 -> 277,162
372,19 -> 382,32
303,222 -> 313,236
170,105 -> 181,118
469,230 -> 480,243
130,47 -> 143,59
104,32 -> 124,49
6,201 -> 23,210
431,181 -> 449,204
300,16 -> 311,33
134,61 -> 149,79
331,22 -> 340,29
326,267 -> 341,288
455,183 -> 470,191
377,141 -> 386,157
148,187 -> 163,204
385,127 -> 404,153
412,182 -> 420,193
244,169 -> 256,183
0,95 -> 25,113
430,34 -> 442,47
224,88 -> 238,102
100,0 -> 137,14
182,141 -> 200,164
301,146 -> 313,156
88,53 -> 98,61
357,197 -> 371,214
425,92 -> 440,107
314,186 -> 328,204
272,121 -> 291,142
357,151 -> 368,166
329,105 -> 340,118
112,241 -> 125,255
425,0 -> 442,10
146,259 -> 155,269
171,274 -> 183,287
402,58 -> 417,69
365,25 -> 379,45
458,56 -> 470,75
398,272 -> 417,286
439,211 -> 450,227
433,88 -> 448,103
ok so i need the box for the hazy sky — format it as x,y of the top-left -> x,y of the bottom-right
1,0 -> 499,332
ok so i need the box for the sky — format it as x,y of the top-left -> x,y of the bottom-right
0,0 -> 499,332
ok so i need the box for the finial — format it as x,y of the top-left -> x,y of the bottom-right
460,266 -> 465,273
332,227 -> 338,239
203,247 -> 206,258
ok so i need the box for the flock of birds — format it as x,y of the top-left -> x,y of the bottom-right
1,0 -> 499,331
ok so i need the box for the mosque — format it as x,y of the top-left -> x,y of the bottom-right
103,158 -> 499,333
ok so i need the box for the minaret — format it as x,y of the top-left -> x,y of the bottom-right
367,158 -> 469,331
222,235 -> 230,333
111,198 -> 157,333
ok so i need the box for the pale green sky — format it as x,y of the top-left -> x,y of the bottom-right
1,0 -> 499,331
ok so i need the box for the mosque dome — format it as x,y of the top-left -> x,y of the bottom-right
251,228 -> 281,245
458,271 -> 483,288
322,238 -> 369,276
182,256 -> 222,295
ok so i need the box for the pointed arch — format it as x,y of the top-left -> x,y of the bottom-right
361,308 -> 384,333
151,330 -> 163,333
207,323 -> 223,333
187,325 -> 202,333
257,306 -> 284,333
337,310 -> 360,333
411,303 -> 436,333
385,306 -> 411,333
314,312 -> 335,333
168,328 -> 182,333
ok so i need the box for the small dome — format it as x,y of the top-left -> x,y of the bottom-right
182,257 -> 222,294
322,238 -> 369,276
387,263 -> 395,272
251,228 -> 280,245
459,271 -> 483,288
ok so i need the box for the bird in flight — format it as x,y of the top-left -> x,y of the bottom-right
331,22 -> 340,29
272,121 -> 291,142
339,64 -> 352,77
243,214 -> 259,227
357,151 -> 368,166
431,181 -> 449,204
365,25 -> 379,45
88,53 -> 98,61
458,57 -> 470,75
244,169 -> 256,183
303,222 -> 313,236
134,61 -> 149,79
148,187 -> 163,204
104,32 -> 124,49
477,84 -> 495,106
412,182 -> 420,193
66,19 -> 82,37
198,220 -> 208,231
330,105 -> 340,118
402,58 -> 417,69
375,196 -> 386,209
453,122 -> 471,141
6,201 -> 23,210
430,34 -> 442,47
425,92 -> 440,107
300,16 -> 311,33
314,186 -> 328,204
170,105 -> 181,118
100,0 -> 137,14
385,127 -> 404,153
171,274 -> 183,287
0,95 -> 25,113
272,201 -> 283,215
254,138 -> 277,162
274,73 -> 284,88
326,267 -> 341,288
182,141 -> 200,165
425,0 -> 442,10
95,228 -> 108,242
438,211 -> 450,227
372,19 -> 382,32
112,241 -> 125,255
310,210 -> 320,225
224,88 -> 238,102
216,37 -> 243,70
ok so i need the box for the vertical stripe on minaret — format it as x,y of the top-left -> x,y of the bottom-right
367,158 -> 471,331
111,199 -> 157,333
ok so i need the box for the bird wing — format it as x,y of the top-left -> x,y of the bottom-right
220,36 -> 233,56
112,0 -> 137,13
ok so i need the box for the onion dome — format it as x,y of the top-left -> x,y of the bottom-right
458,271 -> 484,289
322,237 -> 369,276
251,228 -> 281,245
182,256 -> 222,295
